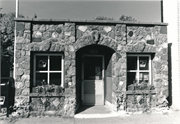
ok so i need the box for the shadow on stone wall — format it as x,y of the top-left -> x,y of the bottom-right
168,43 -> 172,106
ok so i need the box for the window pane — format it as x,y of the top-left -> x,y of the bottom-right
84,56 -> 102,80
139,72 -> 149,84
50,73 -> 61,85
36,73 -> 47,86
50,56 -> 61,71
139,57 -> 149,70
127,56 -> 137,70
36,56 -> 48,71
127,72 -> 137,90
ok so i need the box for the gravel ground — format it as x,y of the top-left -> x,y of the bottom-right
0,110 -> 179,124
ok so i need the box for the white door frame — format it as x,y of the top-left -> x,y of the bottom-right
81,54 -> 105,105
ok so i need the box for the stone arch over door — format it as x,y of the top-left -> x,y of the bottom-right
73,30 -> 118,52
73,29 -> 127,110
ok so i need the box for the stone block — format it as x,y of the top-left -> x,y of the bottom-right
16,43 -> 22,50
67,66 -> 76,76
34,31 -> 42,38
15,75 -> 21,81
39,25 -> 46,32
16,37 -> 25,43
64,88 -> 72,95
49,25 -> 57,32
78,26 -> 87,32
1,26 -> 6,33
16,57 -> 24,63
24,70 -> 30,75
25,23 -> 31,30
99,30 -> 107,36
21,88 -> 30,96
162,48 -> 167,54
162,71 -> 168,75
56,26 -> 63,34
17,22 -> 25,31
116,36 -> 123,41
42,40 -> 52,51
24,30 -> 31,39
25,51 -> 30,56
21,50 -> 26,56
16,68 -> 24,75
24,39 -> 30,43
68,45 -> 75,52
146,40 -> 155,45
133,42 -> 146,52
109,31 -> 115,39
22,62 -> 30,70
17,31 -> 24,37
50,43 -> 56,51
91,30 -> 100,43
128,31 -> 134,37
69,36 -> 75,43
15,82 -> 24,89
71,52 -> 76,59
76,29 -> 83,39
52,32 -> 59,38
59,45 -> 65,51
54,43 -> 60,51
46,25 -> 50,30
157,95 -> 168,105
32,37 -> 42,42
161,55 -> 168,60
23,56 -> 30,62
64,32 -> 71,36
15,96 -> 29,107
115,25 -> 122,36
42,31 -> 52,40
33,24 -> 40,31
15,88 -> 22,96
103,26 -> 112,33
120,41 -> 127,46
21,75 -> 30,83
160,26 -> 167,34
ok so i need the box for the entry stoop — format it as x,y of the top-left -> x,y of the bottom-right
74,105 -> 120,118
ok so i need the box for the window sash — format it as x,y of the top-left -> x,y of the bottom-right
127,54 -> 151,84
33,53 -> 64,87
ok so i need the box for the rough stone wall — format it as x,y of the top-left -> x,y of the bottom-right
125,26 -> 168,110
14,20 -> 168,116
15,22 -> 76,116
14,22 -> 31,115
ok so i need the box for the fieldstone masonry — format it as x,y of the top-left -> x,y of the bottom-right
14,18 -> 168,116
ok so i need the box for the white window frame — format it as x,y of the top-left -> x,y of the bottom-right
33,53 -> 64,87
127,54 -> 152,85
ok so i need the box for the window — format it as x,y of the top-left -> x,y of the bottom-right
33,53 -> 64,87
127,54 -> 151,90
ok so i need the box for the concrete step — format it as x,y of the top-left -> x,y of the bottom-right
74,105 -> 120,118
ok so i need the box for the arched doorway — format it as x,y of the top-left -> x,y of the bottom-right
76,44 -> 115,110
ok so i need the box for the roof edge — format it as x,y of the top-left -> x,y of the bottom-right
14,18 -> 168,26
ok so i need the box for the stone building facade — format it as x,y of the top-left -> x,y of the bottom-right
14,18 -> 168,117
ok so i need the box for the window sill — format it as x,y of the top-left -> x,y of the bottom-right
126,90 -> 156,95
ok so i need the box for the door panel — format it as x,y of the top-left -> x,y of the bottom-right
84,81 -> 95,94
82,56 -> 104,105
84,56 -> 102,80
